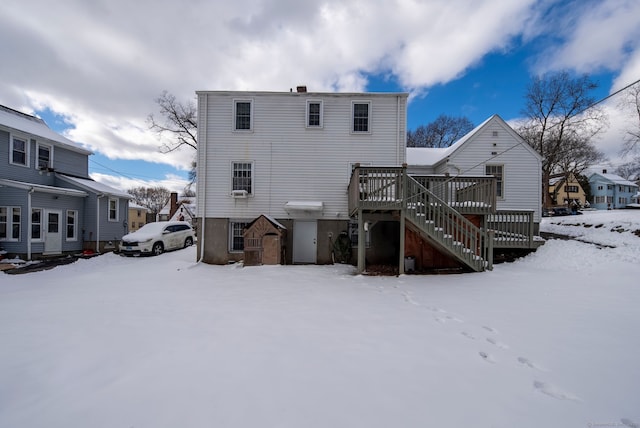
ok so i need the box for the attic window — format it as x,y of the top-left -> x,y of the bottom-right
492,131 -> 498,137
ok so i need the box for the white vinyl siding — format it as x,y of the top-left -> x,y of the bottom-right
430,117 -> 542,221
197,92 -> 407,220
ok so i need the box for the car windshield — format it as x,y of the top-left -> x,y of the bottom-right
132,222 -> 170,235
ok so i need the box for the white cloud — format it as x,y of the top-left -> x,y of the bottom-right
532,0 -> 640,75
0,0 -> 638,175
90,172 -> 190,194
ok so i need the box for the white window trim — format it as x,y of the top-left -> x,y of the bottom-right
231,161 -> 255,196
351,100 -> 372,134
9,134 -> 30,167
31,208 -> 43,242
108,198 -> 119,222
36,142 -> 53,170
66,209 -> 78,241
0,206 -> 21,242
229,220 -> 250,253
306,99 -> 324,128
486,164 -> 505,200
233,98 -> 254,132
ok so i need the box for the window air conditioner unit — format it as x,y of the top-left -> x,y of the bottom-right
231,190 -> 248,198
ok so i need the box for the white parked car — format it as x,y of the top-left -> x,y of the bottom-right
120,221 -> 195,256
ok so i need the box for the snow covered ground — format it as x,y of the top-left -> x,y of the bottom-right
1,210 -> 639,428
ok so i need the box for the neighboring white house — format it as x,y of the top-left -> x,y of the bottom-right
196,90 -> 543,273
157,192 -> 196,224
196,88 -> 408,265
406,114 -> 543,231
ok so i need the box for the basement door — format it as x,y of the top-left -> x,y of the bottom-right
293,220 -> 317,264
43,210 -> 62,255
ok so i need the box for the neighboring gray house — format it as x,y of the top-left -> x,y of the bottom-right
588,170 -> 639,209
0,105 -> 130,259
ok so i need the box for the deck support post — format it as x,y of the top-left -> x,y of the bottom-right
357,208 -> 365,274
398,165 -> 407,275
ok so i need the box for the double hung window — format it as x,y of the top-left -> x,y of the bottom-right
485,165 -> 504,198
306,100 -> 323,127
10,137 -> 28,166
234,100 -> 253,131
0,207 -> 21,241
352,102 -> 371,133
232,162 -> 253,195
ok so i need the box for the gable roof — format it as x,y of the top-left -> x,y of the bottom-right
0,105 -> 91,155
406,114 -> 541,167
588,172 -> 638,188
57,174 -> 131,198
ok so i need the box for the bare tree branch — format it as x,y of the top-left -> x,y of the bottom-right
517,71 -> 609,208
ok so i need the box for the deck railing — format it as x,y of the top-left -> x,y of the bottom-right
349,166 -> 405,215
412,175 -> 497,215
487,210 -> 537,248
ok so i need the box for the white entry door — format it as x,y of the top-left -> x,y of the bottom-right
43,210 -> 62,255
293,220 -> 317,264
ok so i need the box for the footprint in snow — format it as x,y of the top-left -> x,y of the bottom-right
402,292 -> 419,305
533,380 -> 580,401
621,418 -> 639,428
482,326 -> 498,333
479,351 -> 496,363
461,331 -> 475,340
517,357 -> 546,371
486,337 -> 509,349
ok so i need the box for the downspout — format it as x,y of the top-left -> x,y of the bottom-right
197,93 -> 208,263
96,194 -> 105,253
27,187 -> 34,260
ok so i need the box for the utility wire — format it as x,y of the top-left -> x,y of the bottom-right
436,77 -> 640,186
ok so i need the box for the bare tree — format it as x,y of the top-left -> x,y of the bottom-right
619,82 -> 640,157
148,91 -> 198,187
517,71 -> 608,207
407,115 -> 474,148
148,91 -> 198,153
128,186 -> 172,216
615,160 -> 640,180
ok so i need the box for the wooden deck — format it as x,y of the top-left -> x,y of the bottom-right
348,165 -> 542,273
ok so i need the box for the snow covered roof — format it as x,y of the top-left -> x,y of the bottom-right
406,115 -> 495,166
129,202 -> 149,210
0,105 -> 91,155
57,174 -> 131,198
589,172 -> 638,187
0,178 -> 88,197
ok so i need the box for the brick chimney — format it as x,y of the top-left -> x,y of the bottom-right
169,192 -> 178,218
296,85 -> 307,93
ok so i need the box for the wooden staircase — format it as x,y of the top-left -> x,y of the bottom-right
404,176 -> 489,272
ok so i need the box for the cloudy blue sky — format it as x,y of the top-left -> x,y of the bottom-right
1,0 -> 639,192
